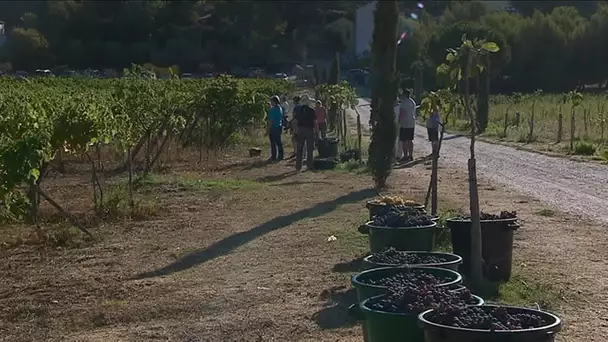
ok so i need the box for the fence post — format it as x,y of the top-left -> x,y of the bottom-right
583,107 -> 589,138
356,109 -> 362,152
557,106 -> 563,143
503,109 -> 508,138
598,99 -> 604,144
515,111 -> 520,128
570,108 -> 576,151
527,102 -> 535,142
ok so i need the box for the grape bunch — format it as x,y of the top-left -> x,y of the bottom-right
371,206 -> 434,228
456,211 -> 517,221
368,196 -> 422,206
366,282 -> 477,314
426,305 -> 549,331
360,269 -> 450,287
368,247 -> 449,265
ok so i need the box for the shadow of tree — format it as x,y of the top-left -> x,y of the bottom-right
311,286 -> 359,330
332,254 -> 367,273
393,156 -> 432,169
256,170 -> 297,183
135,188 -> 377,279
442,134 -> 465,141
270,180 -> 333,187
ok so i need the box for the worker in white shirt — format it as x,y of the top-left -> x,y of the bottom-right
398,89 -> 417,162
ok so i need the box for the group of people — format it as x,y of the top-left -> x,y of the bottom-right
266,94 -> 327,171
267,88 -> 442,171
394,89 -> 441,162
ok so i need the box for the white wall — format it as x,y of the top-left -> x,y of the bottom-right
354,1 -> 376,57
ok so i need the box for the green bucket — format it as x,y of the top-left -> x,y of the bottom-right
351,266 -> 463,303
349,294 -> 483,342
366,221 -> 437,253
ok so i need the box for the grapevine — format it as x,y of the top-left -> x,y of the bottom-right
0,69 -> 291,225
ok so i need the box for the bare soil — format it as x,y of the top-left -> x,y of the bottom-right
1,148 -> 377,342
1,139 -> 606,342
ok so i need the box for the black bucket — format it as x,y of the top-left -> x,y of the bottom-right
317,138 -> 339,158
447,218 -> 519,281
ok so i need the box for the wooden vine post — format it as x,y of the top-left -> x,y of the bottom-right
421,89 -> 457,215
567,90 -> 583,151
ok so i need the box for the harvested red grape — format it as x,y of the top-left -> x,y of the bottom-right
370,206 -> 434,227
368,247 -> 450,265
358,269 -> 450,287
366,282 -> 478,314
426,305 -> 549,331
455,211 -> 517,221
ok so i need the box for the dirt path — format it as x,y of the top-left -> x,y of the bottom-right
354,98 -> 608,223
352,98 -> 608,341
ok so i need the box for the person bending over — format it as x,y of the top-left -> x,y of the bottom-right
294,95 -> 317,171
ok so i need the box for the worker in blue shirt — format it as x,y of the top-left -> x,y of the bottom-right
267,95 -> 284,161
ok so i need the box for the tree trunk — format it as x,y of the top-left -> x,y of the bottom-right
466,53 -> 483,290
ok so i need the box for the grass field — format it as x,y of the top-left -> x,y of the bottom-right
447,93 -> 608,160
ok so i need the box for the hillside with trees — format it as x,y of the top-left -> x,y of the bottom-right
1,1 -> 608,92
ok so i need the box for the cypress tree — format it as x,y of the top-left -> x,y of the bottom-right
368,0 -> 398,189
313,64 -> 320,86
329,52 -> 340,85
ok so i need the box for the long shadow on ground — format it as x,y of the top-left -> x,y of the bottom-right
270,180 -> 333,187
135,188 -> 376,279
256,170 -> 297,183
312,286 -> 359,329
332,255 -> 367,273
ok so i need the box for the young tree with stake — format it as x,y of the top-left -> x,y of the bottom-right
437,35 -> 500,290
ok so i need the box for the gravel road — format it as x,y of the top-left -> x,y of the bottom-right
352,98 -> 608,223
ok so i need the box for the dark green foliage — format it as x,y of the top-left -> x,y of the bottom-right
313,64 -> 320,86
2,1 -> 608,93
369,0 -> 398,189
428,21 -> 510,76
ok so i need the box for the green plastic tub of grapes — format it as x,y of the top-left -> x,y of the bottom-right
418,304 -> 562,342
349,290 -> 483,342
351,266 -> 463,303
363,250 -> 463,271
366,201 -> 426,221
366,220 -> 438,253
